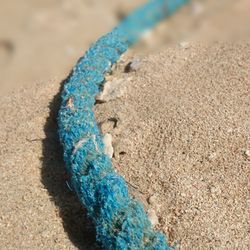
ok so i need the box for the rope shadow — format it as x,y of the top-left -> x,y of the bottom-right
41,79 -> 100,250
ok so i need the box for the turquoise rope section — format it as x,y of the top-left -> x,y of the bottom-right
58,0 -> 187,249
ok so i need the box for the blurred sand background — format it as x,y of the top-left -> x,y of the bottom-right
0,0 -> 249,249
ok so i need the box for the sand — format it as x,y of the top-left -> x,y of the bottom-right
0,0 -> 249,249
95,42 -> 250,249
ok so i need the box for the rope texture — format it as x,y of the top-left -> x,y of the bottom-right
58,0 -> 187,249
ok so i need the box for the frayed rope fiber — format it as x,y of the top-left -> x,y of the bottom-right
58,0 -> 188,249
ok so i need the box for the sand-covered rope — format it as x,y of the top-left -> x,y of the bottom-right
58,0 -> 187,248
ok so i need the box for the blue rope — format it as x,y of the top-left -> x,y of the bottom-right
58,1 -> 188,249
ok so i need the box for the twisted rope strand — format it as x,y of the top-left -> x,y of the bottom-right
58,0 -> 188,249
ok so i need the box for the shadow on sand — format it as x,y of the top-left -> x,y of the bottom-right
41,80 -> 100,249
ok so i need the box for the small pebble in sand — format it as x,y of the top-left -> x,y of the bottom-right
179,41 -> 190,49
103,133 -> 113,158
244,150 -> 250,157
148,195 -> 158,205
96,78 -> 126,102
208,152 -> 217,162
148,209 -> 159,227
125,58 -> 141,72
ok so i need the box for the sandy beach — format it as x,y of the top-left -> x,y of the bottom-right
0,0 -> 249,249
